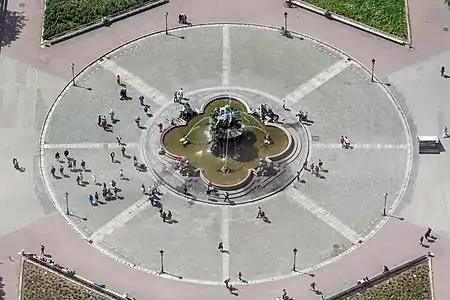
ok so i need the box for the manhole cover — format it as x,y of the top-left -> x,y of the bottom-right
312,135 -> 320,141
444,27 -> 449,32
19,2 -> 25,7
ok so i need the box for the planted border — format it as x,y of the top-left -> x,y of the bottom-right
43,0 -> 156,40
301,0 -> 408,39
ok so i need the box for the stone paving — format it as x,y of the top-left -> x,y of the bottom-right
38,24 -> 412,285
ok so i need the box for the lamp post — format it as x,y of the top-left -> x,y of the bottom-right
292,248 -> 297,271
165,12 -> 168,34
383,193 -> 388,216
71,62 -> 75,86
159,250 -> 164,274
371,59 -> 376,82
65,192 -> 69,215
284,12 -> 288,32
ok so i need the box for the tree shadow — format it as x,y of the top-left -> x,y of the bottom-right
0,5 -> 27,49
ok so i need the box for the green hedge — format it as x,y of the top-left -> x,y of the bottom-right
302,0 -> 408,39
43,0 -> 152,39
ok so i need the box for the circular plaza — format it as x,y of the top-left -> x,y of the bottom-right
39,24 -> 412,284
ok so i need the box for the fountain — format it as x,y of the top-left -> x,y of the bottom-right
161,97 -> 292,188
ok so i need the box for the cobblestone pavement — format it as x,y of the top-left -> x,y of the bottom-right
1,0 -> 450,298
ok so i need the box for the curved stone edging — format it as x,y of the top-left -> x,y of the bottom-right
159,94 -> 294,190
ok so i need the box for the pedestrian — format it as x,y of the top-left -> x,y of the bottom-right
148,186 -> 152,196
51,166 -> 56,177
238,271 -> 242,281
344,136 -> 350,148
310,163 -> 315,174
116,74 -> 121,85
79,172 -> 84,182
110,151 -> 115,163
224,192 -> 230,202
159,208 -> 164,217
167,210 -> 172,220
339,136 -> 345,148
89,194 -> 95,205
425,227 -> 432,239
64,150 -> 69,159
109,109 -> 115,122
114,187 -> 118,197
183,184 -> 188,194
73,159 -> 77,170
173,91 -> 178,103
162,212 -> 167,222
443,126 -> 448,138
81,159 -> 86,171
149,195 -> 155,206
135,117 -> 141,127
102,118 -> 107,130
111,180 -> 116,188
441,66 -> 445,77
55,152 -> 60,161
256,206 -> 262,218
12,158 -> 19,169
59,165 -> 64,175
121,146 -> 126,157
282,289 -> 288,300
311,282 -> 317,291
303,160 -> 308,170
419,236 -> 424,245
144,106 -> 149,115
158,123 -> 163,133
133,156 -> 138,166
224,278 -> 230,289
98,115 -> 102,126
178,87 -> 184,99
68,160 -> 73,170
92,174 -> 96,185
95,192 -> 99,202
117,136 -> 122,145
139,96 -> 145,106
76,176 -> 81,185
119,169 -> 124,180
218,242 -> 224,252
296,170 -> 301,181
315,165 -> 320,175
318,159 -> 323,170
282,100 -> 286,110
141,184 -> 146,194
40,245 -> 45,256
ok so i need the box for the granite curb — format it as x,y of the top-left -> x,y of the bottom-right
41,0 -> 169,47
290,0 -> 410,46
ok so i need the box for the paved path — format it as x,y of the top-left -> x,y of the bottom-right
1,0 -> 450,298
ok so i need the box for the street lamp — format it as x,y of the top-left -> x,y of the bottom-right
383,193 -> 388,216
371,59 -> 376,82
71,63 -> 75,86
159,250 -> 164,274
284,12 -> 288,32
292,248 -> 297,271
165,12 -> 168,34
65,192 -> 69,215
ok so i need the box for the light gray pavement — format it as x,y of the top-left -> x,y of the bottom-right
37,24 -> 411,284
2,0 -> 450,298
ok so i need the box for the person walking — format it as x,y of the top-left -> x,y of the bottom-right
119,169 -> 125,180
110,151 -> 115,163
12,158 -> 19,169
81,159 -> 86,171
116,75 -> 121,85
92,174 -> 96,185
116,136 -> 122,145
139,96 -> 145,106
141,184 -> 146,195
318,159 -> 323,170
40,245 -> 45,256
121,146 -> 126,157
224,192 -> 230,202
182,184 -> 188,194
94,192 -> 99,203
419,236 -> 424,245
441,66 -> 445,77
89,194 -> 95,205
64,150 -> 69,159
339,136 -> 345,148
256,207 -> 262,218
72,159 -> 77,170
238,271 -> 243,281
98,115 -> 102,126
167,210 -> 172,221
443,126 -> 448,138
311,282 -> 317,291
51,166 -> 56,178
162,212 -> 167,222
310,163 -> 315,174
55,152 -> 60,161
135,117 -> 141,128
109,109 -> 115,122
218,242 -> 224,252
59,165 -> 64,175
424,227 -> 432,240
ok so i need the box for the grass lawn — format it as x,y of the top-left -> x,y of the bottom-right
43,0 -> 153,40
341,261 -> 432,300
163,98 -> 289,185
302,0 -> 408,39
21,259 -> 121,300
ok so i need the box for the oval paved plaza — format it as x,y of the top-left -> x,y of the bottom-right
40,24 -> 412,284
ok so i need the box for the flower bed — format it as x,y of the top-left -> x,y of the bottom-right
301,0 -> 408,39
43,0 -> 153,40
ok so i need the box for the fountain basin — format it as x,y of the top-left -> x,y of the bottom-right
161,97 -> 292,188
